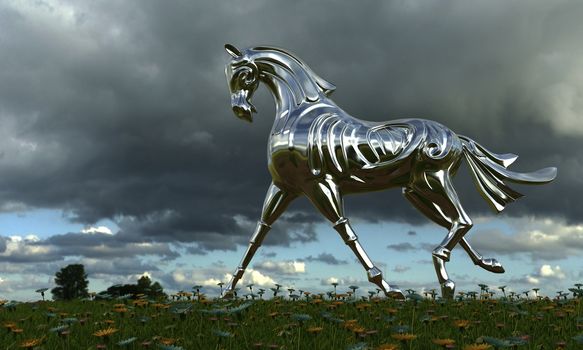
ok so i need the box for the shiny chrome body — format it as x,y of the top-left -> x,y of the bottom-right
223,44 -> 557,299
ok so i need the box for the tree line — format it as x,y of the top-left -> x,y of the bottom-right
50,264 -> 167,301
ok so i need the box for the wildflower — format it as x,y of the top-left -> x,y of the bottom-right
453,319 -> 471,331
386,308 -> 398,315
376,344 -> 399,350
433,338 -> 456,347
19,338 -> 43,349
117,337 -> 138,347
463,345 -> 492,350
3,322 -> 16,331
93,327 -> 118,340
213,330 -> 234,338
390,333 -> 417,341
307,326 -> 323,334
159,337 -> 177,345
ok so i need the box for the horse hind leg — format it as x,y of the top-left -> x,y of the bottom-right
404,169 -> 476,299
306,177 -> 405,299
403,187 -> 504,274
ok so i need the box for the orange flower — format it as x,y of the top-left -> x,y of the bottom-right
453,319 -> 471,330
306,326 -> 323,334
463,344 -> 492,350
159,337 -> 176,345
391,333 -> 417,341
433,338 -> 456,346
3,322 -> 16,330
386,308 -> 399,315
20,338 -> 43,349
377,344 -> 399,350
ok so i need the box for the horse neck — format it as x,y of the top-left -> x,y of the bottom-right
261,73 -> 324,135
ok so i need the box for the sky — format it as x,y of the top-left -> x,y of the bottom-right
0,0 -> 582,301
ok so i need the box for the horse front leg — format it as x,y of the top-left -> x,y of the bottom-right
306,176 -> 405,299
223,183 -> 296,298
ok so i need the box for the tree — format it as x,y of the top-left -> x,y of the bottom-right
103,275 -> 166,300
51,264 -> 89,300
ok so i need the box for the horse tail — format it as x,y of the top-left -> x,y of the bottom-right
459,135 -> 557,213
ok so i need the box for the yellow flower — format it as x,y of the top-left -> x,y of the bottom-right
390,333 -> 417,341
386,308 -> 399,314
93,327 -> 118,337
356,303 -> 372,311
377,344 -> 399,350
306,326 -> 323,334
453,319 -> 471,329
3,322 -> 16,330
463,344 -> 492,350
20,338 -> 43,349
433,338 -> 456,346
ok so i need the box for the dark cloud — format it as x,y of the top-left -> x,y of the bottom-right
0,232 -> 180,263
302,253 -> 348,265
0,0 -> 580,260
392,265 -> 411,273
387,242 -> 417,252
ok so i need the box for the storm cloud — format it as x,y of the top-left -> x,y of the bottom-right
0,0 -> 581,263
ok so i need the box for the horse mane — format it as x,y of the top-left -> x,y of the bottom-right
250,46 -> 336,99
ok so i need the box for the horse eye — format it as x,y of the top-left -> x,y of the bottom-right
240,72 -> 254,86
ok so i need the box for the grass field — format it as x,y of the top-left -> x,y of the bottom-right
2,285 -> 583,350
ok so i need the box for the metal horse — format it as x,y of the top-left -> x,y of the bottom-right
223,44 -> 557,299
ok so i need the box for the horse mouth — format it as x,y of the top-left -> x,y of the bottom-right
231,90 -> 256,123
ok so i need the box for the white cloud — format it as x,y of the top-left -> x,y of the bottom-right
81,226 -> 113,235
539,265 -> 566,279
469,216 -> 583,261
253,260 -> 305,274
244,269 -> 276,286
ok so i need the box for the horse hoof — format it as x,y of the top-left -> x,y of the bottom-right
386,287 -> 406,300
222,291 -> 235,299
481,258 -> 505,273
441,280 -> 455,299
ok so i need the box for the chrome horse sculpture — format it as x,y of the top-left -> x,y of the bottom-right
223,44 -> 557,299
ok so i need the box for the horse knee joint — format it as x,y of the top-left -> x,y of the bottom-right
333,218 -> 358,243
367,267 -> 383,283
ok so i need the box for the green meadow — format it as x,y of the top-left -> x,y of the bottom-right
2,285 -> 583,350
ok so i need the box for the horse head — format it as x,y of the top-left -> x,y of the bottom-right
225,44 -> 338,123
225,44 -> 259,123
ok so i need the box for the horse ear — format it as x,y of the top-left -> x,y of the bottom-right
225,44 -> 242,58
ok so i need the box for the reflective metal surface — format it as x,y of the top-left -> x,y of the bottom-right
223,44 -> 557,299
